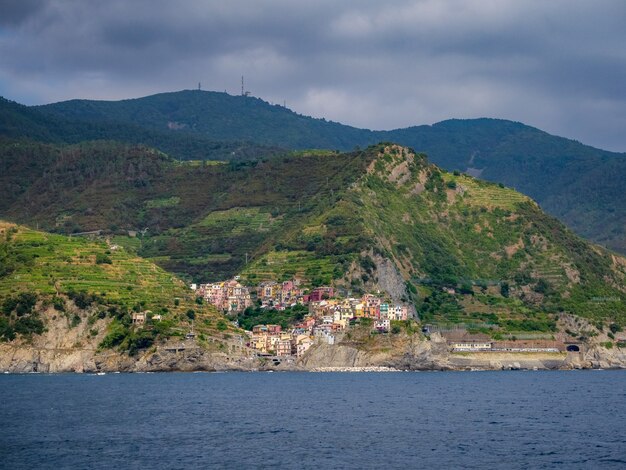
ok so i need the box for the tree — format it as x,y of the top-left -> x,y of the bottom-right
500,282 -> 510,298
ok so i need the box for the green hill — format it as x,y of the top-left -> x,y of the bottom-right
0,96 -> 283,161
37,90 -> 375,149
0,139 -> 371,281
386,119 -> 626,254
240,144 -> 626,331
0,220 -> 237,353
26,90 -> 626,253
1,139 -> 624,334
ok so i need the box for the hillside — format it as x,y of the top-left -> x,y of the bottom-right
0,220 -> 243,361
386,119 -> 626,253
0,139 -> 373,281
0,96 -> 283,161
36,90 -> 375,150
2,140 -> 625,336
27,90 -> 626,253
240,144 -> 626,332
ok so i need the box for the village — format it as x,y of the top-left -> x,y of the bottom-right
192,277 -> 410,358
190,277 -> 579,359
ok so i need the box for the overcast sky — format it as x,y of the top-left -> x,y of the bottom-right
1,0 -> 625,151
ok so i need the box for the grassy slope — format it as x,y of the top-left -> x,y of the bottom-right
0,221 -> 237,349
386,119 -> 626,253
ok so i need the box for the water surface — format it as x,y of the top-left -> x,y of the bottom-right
1,371 -> 625,469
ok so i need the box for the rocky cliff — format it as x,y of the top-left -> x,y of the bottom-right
1,309 -> 624,373
2,333 -> 624,373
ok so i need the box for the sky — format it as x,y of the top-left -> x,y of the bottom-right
0,0 -> 625,151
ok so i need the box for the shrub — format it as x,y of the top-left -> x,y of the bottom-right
52,296 -> 65,312
67,290 -> 98,309
127,330 -> 156,356
0,317 -> 16,341
99,322 -> 129,349
95,253 -> 112,265
500,282 -> 510,298
534,278 -> 550,294
2,293 -> 37,317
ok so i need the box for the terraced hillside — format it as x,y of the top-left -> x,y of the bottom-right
0,139 -> 376,281
241,144 -> 626,332
1,137 -> 625,334
0,221 -> 238,352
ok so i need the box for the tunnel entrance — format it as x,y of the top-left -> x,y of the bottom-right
566,344 -> 580,352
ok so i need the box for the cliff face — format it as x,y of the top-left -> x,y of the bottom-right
0,305 -> 258,373
297,332 -> 626,372
2,338 -> 625,373
1,313 -> 625,373
0,344 -> 261,373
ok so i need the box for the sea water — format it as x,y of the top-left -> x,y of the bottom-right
1,370 -> 625,469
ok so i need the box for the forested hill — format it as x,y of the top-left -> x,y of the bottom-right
37,90 -> 375,149
2,90 -> 625,253
0,96 -> 283,161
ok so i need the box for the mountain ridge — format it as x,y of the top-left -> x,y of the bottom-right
3,89 -> 622,252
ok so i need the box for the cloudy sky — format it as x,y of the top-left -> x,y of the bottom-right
1,0 -> 625,151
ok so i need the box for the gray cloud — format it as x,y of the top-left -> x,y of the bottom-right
0,0 -> 625,151
0,0 -> 47,26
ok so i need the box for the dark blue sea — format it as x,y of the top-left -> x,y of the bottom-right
1,371 -> 625,469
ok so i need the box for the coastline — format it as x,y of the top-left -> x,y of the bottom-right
2,339 -> 625,374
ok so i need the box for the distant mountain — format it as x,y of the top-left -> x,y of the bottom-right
31,90 -> 625,253
36,90 -> 375,149
0,96 -> 284,161
1,140 -> 624,332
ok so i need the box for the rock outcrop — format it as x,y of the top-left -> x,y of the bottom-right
1,325 -> 625,373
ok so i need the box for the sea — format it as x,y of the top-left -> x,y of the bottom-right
1,370 -> 625,469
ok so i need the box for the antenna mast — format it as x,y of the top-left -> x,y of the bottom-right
241,76 -> 244,96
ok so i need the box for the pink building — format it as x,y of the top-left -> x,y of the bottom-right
309,286 -> 334,302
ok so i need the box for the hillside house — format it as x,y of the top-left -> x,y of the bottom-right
132,312 -> 146,325
276,339 -> 293,357
374,319 -> 391,332
200,278 -> 251,313
296,336 -> 314,357
309,286 -> 334,302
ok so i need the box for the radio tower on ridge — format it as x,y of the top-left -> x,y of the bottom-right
241,76 -> 250,97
